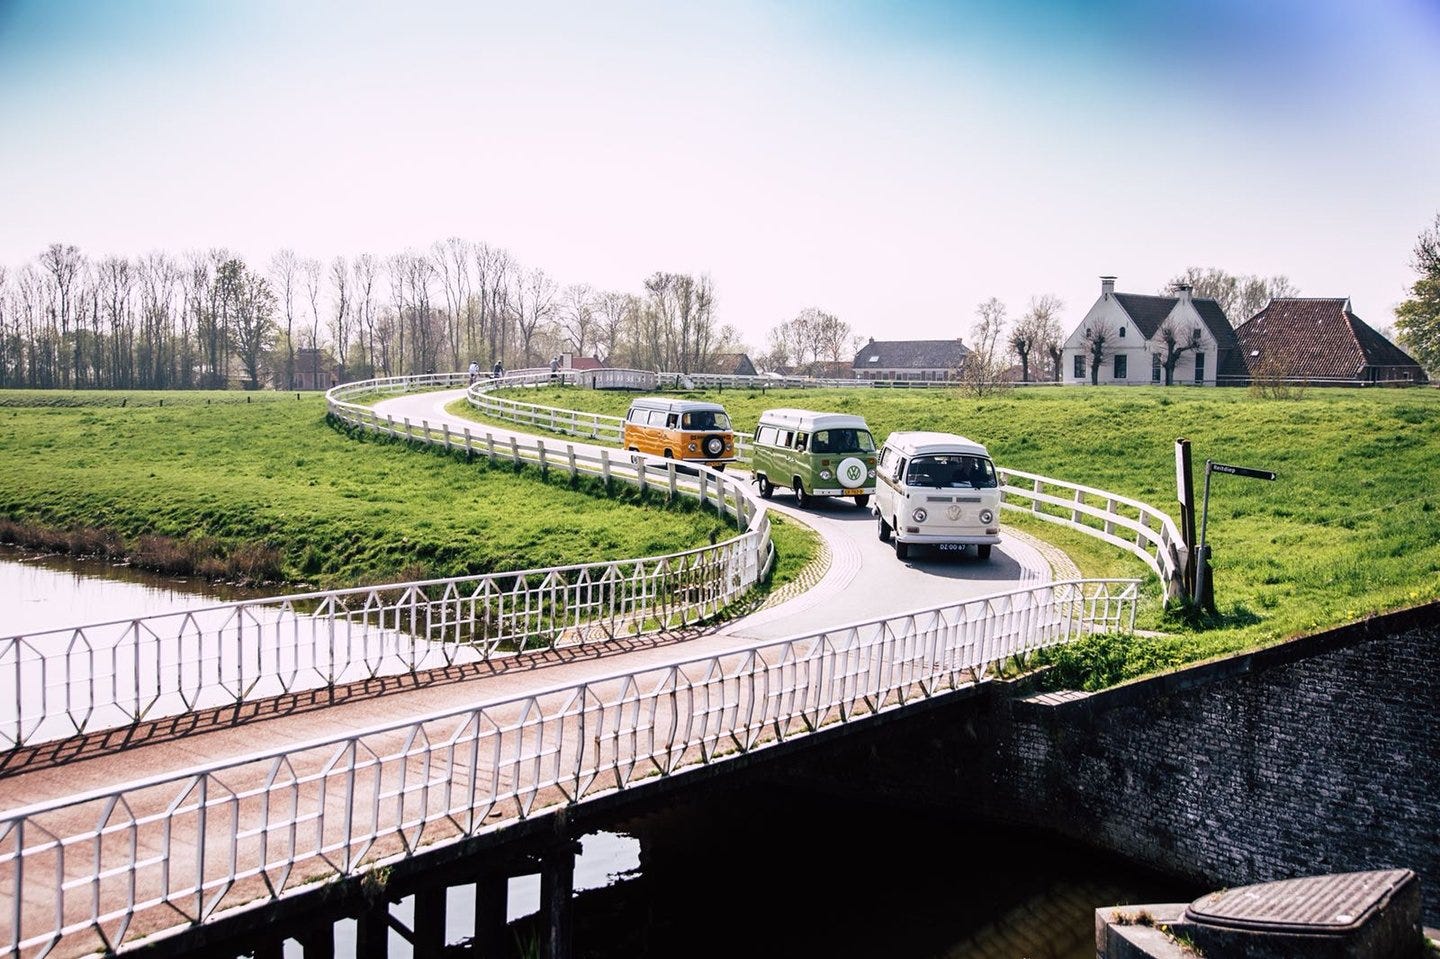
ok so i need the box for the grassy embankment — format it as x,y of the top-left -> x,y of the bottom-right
0,390 -> 749,591
473,383 -> 1440,683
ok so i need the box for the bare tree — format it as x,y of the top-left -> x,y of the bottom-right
1082,320 -> 1119,386
137,252 -> 180,387
1021,294 -> 1065,382
353,254 -> 379,377
559,283 -> 596,355
39,243 -> 83,387
1154,315 -> 1204,386
474,243 -> 512,367
433,237 -> 470,369
329,256 -> 351,382
594,290 -> 636,365
1166,267 -> 1298,322
269,249 -> 300,389
513,267 -> 558,368
961,297 -> 1010,396
301,257 -> 323,387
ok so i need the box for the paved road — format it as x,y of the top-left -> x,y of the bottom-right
378,389 -> 1055,642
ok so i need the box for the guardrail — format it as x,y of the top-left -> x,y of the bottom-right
0,578 -> 1139,959
997,466 -> 1186,599
469,369 -> 1189,595
0,375 -> 773,751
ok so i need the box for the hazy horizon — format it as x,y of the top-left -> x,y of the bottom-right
2,0 -> 1437,347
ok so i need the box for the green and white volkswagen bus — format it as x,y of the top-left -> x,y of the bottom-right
750,408 -> 877,508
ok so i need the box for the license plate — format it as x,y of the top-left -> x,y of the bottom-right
936,543 -> 967,551
843,488 -> 867,496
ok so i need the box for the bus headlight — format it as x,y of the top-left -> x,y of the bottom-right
688,443 -> 697,452
912,507 -> 928,523
820,470 -> 832,480
979,509 -> 995,524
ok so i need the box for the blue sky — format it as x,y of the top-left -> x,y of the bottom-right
1,0 -> 1437,343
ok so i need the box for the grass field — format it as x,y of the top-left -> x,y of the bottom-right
0,390 -> 739,589
474,383 -> 1440,671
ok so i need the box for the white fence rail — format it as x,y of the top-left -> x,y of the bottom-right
998,466 -> 1186,598
0,578 -> 1138,959
0,375 -> 773,751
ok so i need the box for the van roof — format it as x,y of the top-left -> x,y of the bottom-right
626,396 -> 728,413
883,430 -> 990,457
756,408 -> 870,432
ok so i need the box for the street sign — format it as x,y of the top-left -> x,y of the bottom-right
1176,439 -> 1192,505
1194,457 -> 1279,608
1209,462 -> 1277,481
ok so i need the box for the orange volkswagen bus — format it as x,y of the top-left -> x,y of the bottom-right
622,397 -> 737,471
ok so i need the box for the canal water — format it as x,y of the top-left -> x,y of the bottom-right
2,553 -> 1199,958
1,547 -> 265,636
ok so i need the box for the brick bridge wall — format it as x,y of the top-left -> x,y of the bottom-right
775,601 -> 1440,922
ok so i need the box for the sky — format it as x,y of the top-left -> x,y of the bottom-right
1,0 -> 1438,348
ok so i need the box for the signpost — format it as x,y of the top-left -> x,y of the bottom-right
1175,439 -> 1197,596
1194,459 -> 1277,609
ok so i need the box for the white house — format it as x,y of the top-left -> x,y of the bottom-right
1061,276 -> 1239,386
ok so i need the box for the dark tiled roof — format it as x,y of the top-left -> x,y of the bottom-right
1111,292 -> 1236,349
852,339 -> 972,371
1111,293 -> 1177,338
1193,299 -> 1239,351
1233,298 -> 1426,381
709,352 -> 757,376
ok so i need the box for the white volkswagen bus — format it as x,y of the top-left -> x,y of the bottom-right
874,431 -> 1002,561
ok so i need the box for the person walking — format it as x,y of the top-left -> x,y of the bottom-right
492,360 -> 504,379
549,355 -> 560,379
467,360 -> 479,385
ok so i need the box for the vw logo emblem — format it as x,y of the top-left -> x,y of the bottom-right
946,505 -> 962,521
846,464 -> 862,481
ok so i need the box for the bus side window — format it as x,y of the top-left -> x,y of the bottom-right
795,433 -> 808,452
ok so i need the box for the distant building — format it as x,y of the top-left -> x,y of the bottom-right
1231,298 -> 1427,386
560,353 -> 603,372
294,348 -> 339,391
852,338 -> 971,381
707,352 -> 758,376
1062,276 -> 1239,386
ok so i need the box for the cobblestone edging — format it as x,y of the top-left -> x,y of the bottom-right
1004,526 -> 1083,582
753,521 -> 833,611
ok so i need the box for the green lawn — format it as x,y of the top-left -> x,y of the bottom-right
0,391 -> 730,589
477,384 -> 1440,662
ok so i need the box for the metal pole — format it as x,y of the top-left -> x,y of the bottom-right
1193,461 -> 1214,608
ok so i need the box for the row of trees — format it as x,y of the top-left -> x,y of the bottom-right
0,239 -> 745,390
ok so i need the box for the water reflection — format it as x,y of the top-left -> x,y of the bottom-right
1,547 -> 264,635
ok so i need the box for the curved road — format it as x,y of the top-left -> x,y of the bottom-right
375,389 -> 1056,642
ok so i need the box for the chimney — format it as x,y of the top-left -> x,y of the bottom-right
1100,276 -> 1116,298
868,337 -> 875,345
1176,283 -> 1193,302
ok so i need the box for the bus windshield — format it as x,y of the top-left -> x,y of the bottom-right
681,410 -> 730,431
904,454 -> 997,489
810,429 -> 875,454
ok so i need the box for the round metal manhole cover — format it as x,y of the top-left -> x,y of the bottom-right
1186,869 -> 1414,932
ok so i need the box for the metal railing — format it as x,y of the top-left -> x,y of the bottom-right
997,466 -> 1186,598
0,578 -> 1138,959
0,375 -> 772,751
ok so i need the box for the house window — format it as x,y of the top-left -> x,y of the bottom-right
1073,355 -> 1085,379
1152,353 -> 1161,382
1114,354 -> 1127,379
1194,352 -> 1206,383
1118,326 -> 1126,338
